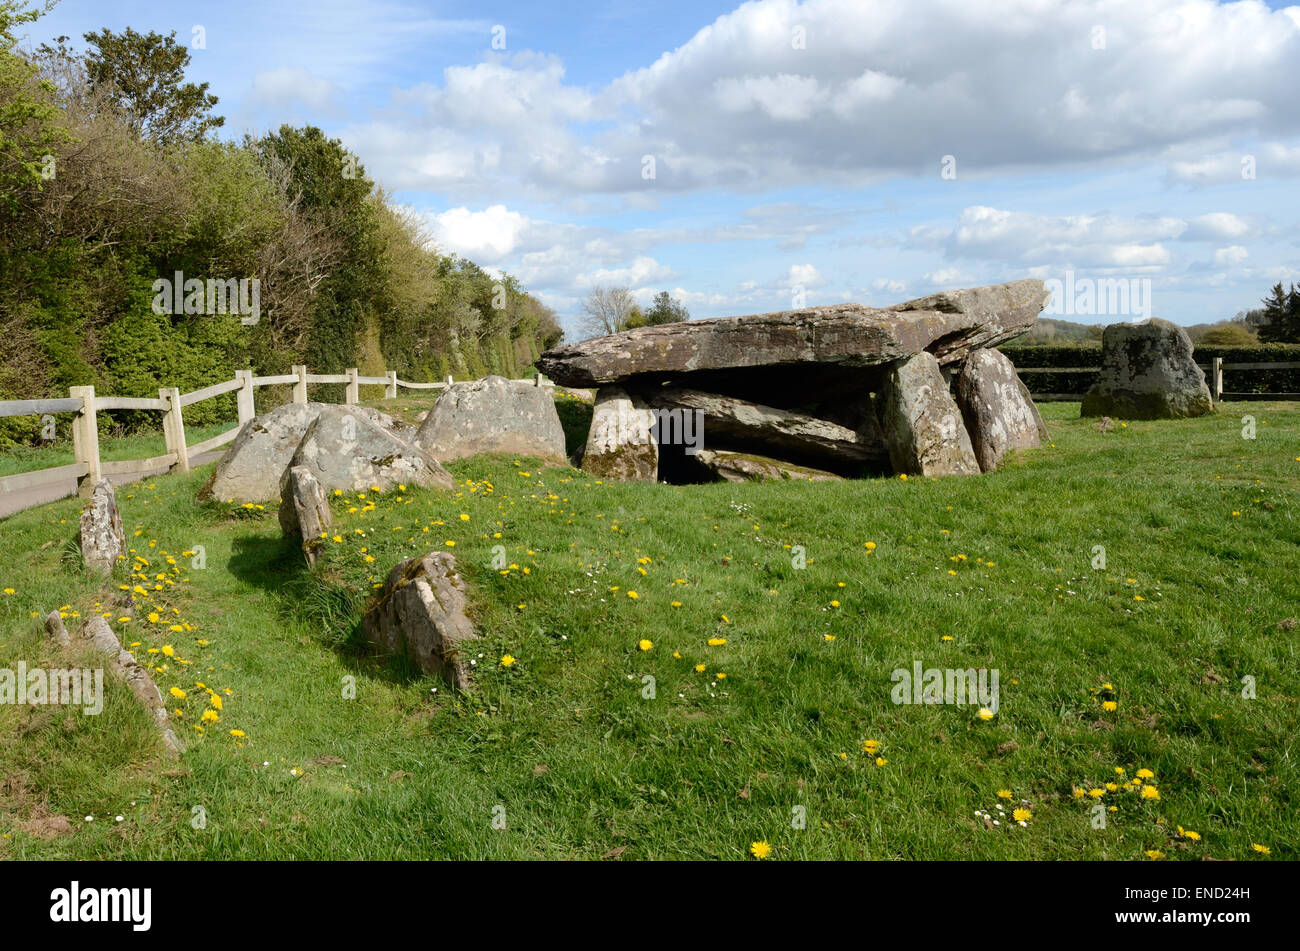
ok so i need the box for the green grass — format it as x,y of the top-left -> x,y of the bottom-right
1,401 -> 1297,860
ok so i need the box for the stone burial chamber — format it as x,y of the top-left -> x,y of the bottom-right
536,279 -> 1052,482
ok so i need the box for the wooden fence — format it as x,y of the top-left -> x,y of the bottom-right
1018,357 -> 1300,402
0,367 -> 553,501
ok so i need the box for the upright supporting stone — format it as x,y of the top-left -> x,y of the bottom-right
386,370 -> 398,400
292,364 -> 308,404
69,385 -> 100,497
160,386 -> 190,473
346,368 -> 360,405
235,369 -> 255,424
1211,357 -> 1223,403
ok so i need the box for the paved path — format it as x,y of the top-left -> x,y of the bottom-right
0,451 -> 223,519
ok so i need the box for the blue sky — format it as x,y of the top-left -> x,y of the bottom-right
20,0 -> 1300,336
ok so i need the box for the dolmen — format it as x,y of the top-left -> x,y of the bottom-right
536,279 -> 1051,480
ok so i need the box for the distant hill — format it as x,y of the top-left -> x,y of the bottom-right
1006,318 -> 1101,346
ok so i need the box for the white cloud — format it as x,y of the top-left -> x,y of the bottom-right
914,205 -> 1182,270
787,263 -> 825,288
1213,245 -> 1249,266
340,0 -> 1300,199
430,205 -> 532,261
578,256 -> 676,289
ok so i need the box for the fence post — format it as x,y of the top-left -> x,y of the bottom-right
346,368 -> 360,405
534,373 -> 542,387
236,369 -> 255,424
292,365 -> 308,404
446,374 -> 453,387
1211,357 -> 1223,402
160,387 -> 190,473
385,370 -> 398,400
69,385 -> 100,496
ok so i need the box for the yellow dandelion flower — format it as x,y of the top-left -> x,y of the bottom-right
1013,808 -> 1032,822
749,841 -> 771,859
500,654 -> 516,667
638,640 -> 653,652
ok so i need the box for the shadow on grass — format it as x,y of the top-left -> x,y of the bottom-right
225,531 -> 426,685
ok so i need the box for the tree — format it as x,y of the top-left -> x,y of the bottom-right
579,285 -> 638,338
1197,324 -> 1258,347
83,27 -> 223,142
643,290 -> 690,326
0,1 -> 68,210
1256,282 -> 1300,344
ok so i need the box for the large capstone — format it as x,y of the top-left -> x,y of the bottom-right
415,375 -> 566,463
1081,319 -> 1214,419
288,405 -> 453,495
198,402 -> 414,503
879,351 -> 980,476
362,552 -> 478,689
536,280 -> 1049,388
955,349 -> 1046,472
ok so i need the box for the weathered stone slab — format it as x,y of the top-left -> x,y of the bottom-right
415,375 -> 566,463
879,352 -> 980,476
278,465 -> 331,567
1081,319 -> 1214,419
693,449 -> 843,483
288,405 -> 453,495
79,479 -> 125,574
955,349 -> 1045,472
82,616 -> 183,757
581,386 -> 658,481
198,402 -> 413,503
644,386 -> 887,468
536,280 -> 1048,387
361,552 -> 478,689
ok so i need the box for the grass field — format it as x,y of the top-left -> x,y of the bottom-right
1,399 -> 1296,860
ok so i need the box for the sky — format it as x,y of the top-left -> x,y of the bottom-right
18,0 -> 1300,336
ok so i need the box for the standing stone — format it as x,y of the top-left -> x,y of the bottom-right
362,552 -> 478,690
955,349 -> 1046,472
581,386 -> 658,481
279,465 -> 332,567
79,479 -> 125,574
1081,319 -> 1214,419
197,402 -> 415,503
879,352 -> 980,476
415,375 -> 567,463
288,405 -> 453,494
44,610 -> 71,647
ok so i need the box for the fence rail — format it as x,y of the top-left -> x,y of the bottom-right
0,367 -> 553,503
1016,358 -> 1300,402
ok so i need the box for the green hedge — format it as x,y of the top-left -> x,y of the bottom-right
999,344 -> 1300,396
